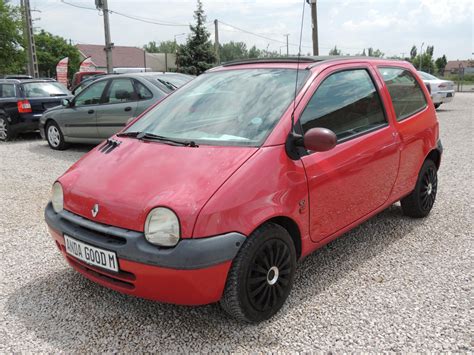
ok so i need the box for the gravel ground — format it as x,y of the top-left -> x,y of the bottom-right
0,94 -> 472,352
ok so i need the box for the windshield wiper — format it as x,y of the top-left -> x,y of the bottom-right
117,131 -> 198,147
157,78 -> 177,90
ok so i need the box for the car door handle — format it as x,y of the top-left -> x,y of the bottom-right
88,109 -> 94,114
124,107 -> 132,112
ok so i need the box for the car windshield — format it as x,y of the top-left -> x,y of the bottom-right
418,72 -> 438,80
23,82 -> 70,97
126,68 -> 309,147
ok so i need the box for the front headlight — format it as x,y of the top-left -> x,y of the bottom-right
51,182 -> 63,213
144,207 -> 180,247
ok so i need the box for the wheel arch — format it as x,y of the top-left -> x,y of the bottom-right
425,147 -> 441,169
258,216 -> 302,260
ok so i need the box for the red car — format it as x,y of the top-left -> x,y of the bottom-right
45,57 -> 442,322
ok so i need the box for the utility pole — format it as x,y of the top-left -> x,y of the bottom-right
419,42 -> 424,71
96,0 -> 113,73
284,34 -> 289,56
214,19 -> 220,64
21,0 -> 39,77
308,0 -> 319,56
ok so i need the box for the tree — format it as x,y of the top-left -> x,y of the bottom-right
220,41 -> 248,62
248,45 -> 261,59
435,55 -> 448,76
410,45 -> 417,59
0,0 -> 26,75
367,47 -> 384,58
329,45 -> 341,56
34,30 -> 80,79
144,40 -> 178,53
176,0 -> 215,75
425,45 -> 434,57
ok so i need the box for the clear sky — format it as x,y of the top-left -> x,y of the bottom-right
23,0 -> 473,60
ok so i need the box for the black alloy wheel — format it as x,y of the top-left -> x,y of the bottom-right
247,238 -> 293,312
220,223 -> 297,323
401,159 -> 438,218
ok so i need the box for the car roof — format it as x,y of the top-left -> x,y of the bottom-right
0,78 -> 57,84
210,56 -> 407,71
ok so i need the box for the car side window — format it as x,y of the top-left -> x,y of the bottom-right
300,69 -> 386,142
105,79 -> 138,104
134,80 -> 154,100
74,80 -> 108,106
0,84 -> 15,98
378,67 -> 427,121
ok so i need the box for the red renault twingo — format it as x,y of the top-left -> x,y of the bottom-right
46,57 -> 442,322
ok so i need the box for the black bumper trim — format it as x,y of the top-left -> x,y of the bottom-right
45,203 -> 246,270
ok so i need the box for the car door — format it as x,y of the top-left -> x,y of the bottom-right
95,78 -> 139,138
298,64 -> 400,242
62,79 -> 108,138
133,78 -> 166,116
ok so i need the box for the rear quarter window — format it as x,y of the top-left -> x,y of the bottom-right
0,84 -> 16,98
378,67 -> 427,121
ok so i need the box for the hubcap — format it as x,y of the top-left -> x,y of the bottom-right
0,119 -> 7,140
48,126 -> 61,147
420,167 -> 437,211
267,266 -> 279,285
247,239 -> 292,312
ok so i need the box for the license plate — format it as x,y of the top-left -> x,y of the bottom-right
64,235 -> 119,272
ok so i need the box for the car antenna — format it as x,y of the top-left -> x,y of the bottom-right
290,0 -> 307,134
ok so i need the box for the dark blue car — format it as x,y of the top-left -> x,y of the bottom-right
0,78 -> 72,141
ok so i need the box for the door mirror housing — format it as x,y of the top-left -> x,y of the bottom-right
302,127 -> 337,152
61,98 -> 72,107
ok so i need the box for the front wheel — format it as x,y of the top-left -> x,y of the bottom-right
401,159 -> 438,218
220,223 -> 297,323
46,121 -> 68,150
434,103 -> 441,109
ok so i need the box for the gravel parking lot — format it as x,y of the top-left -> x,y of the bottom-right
0,94 -> 472,352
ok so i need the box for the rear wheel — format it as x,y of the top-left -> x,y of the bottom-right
220,223 -> 297,323
46,121 -> 68,150
401,159 -> 438,218
0,115 -> 13,141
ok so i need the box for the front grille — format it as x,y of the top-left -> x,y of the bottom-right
59,209 -> 140,245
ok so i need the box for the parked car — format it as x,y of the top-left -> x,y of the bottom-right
71,71 -> 106,89
39,72 -> 194,150
71,73 -> 108,96
45,57 -> 442,322
0,78 -> 72,141
417,71 -> 455,109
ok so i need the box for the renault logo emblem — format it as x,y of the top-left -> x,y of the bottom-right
91,204 -> 99,218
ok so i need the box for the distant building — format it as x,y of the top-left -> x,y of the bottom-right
445,60 -> 474,75
76,44 -> 176,72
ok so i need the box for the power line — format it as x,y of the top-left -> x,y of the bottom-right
60,0 -> 188,27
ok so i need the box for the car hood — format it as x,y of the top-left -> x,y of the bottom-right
59,137 -> 258,237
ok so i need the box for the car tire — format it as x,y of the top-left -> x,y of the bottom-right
46,121 -> 68,150
220,223 -> 297,323
401,159 -> 438,218
0,115 -> 14,142
434,103 -> 441,109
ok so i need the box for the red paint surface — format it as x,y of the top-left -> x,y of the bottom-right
50,228 -> 230,305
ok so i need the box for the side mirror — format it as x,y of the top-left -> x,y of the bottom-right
61,98 -> 71,107
302,127 -> 337,152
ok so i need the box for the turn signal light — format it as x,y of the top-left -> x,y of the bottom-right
17,100 -> 32,113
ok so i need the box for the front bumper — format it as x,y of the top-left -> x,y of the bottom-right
45,203 -> 245,305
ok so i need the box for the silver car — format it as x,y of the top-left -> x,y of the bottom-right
40,72 -> 193,150
417,71 -> 455,109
